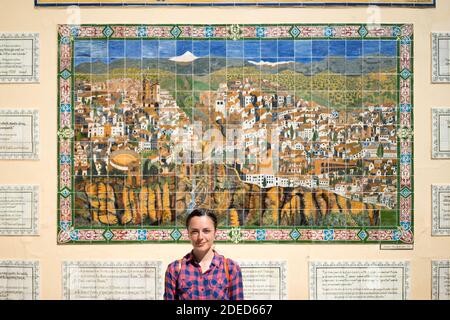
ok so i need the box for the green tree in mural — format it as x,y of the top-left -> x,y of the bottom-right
262,176 -> 268,188
312,131 -> 318,142
377,144 -> 384,158
184,95 -> 194,110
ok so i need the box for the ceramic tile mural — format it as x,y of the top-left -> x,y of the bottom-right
37,0 -> 435,7
57,24 -> 414,244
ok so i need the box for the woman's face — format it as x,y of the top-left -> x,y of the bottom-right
188,216 -> 217,254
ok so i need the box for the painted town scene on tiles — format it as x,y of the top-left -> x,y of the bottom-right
57,24 -> 414,244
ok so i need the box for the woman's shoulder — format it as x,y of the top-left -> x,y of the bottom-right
218,254 -> 241,271
223,256 -> 238,265
166,253 -> 190,270
167,259 -> 179,269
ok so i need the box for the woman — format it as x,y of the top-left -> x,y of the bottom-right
164,208 -> 244,300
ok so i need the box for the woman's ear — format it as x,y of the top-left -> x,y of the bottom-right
186,228 -> 191,240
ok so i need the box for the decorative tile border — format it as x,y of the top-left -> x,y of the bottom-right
57,24 -> 414,244
36,0 -> 436,7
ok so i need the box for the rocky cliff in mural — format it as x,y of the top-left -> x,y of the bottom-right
76,163 -> 380,227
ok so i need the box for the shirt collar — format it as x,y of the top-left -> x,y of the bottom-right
186,250 -> 221,267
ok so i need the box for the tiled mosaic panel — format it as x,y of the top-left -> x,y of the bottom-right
57,24 -> 414,244
37,0 -> 435,7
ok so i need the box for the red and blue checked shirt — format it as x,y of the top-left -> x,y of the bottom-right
164,250 -> 244,300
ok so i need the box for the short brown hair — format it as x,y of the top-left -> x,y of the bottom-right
186,208 -> 218,230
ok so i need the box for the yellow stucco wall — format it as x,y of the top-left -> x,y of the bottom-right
0,0 -> 449,300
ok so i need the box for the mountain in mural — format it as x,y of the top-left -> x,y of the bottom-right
75,56 -> 397,76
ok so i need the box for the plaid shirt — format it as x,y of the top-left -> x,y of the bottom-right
164,250 -> 244,300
